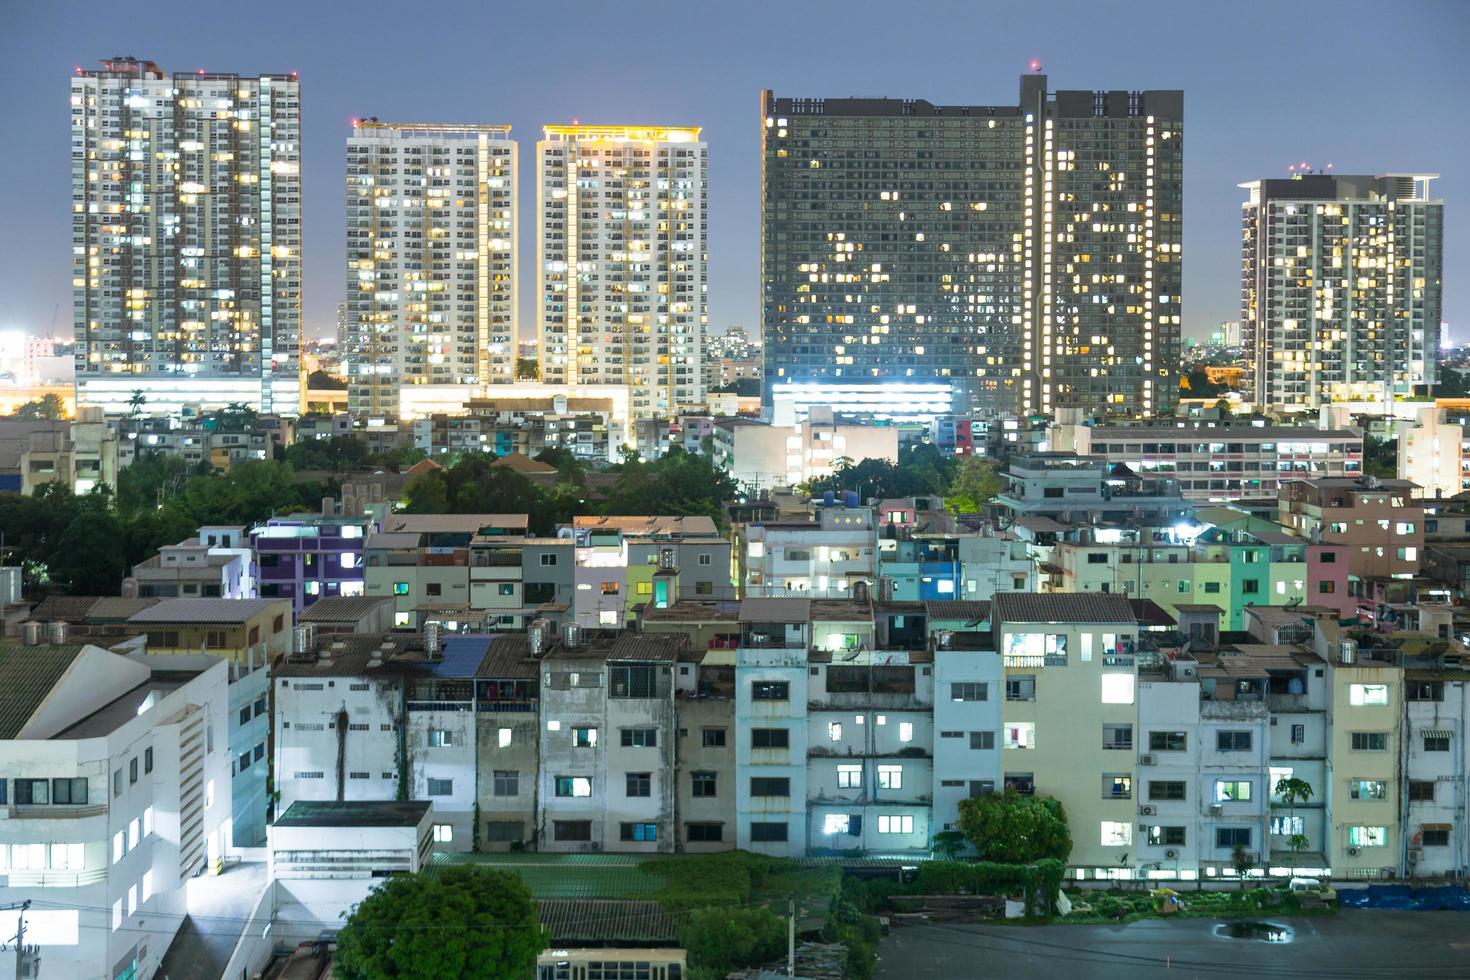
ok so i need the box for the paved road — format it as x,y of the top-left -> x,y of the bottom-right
157,861 -> 269,980
878,910 -> 1470,979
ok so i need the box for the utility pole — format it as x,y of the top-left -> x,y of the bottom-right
787,895 -> 795,977
1,900 -> 33,979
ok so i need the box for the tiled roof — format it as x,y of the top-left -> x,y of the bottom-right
1128,599 -> 1177,628
492,452 -> 558,475
477,635 -> 540,678
0,644 -> 86,738
739,597 -> 811,621
27,595 -> 105,623
924,600 -> 992,624
84,597 -> 160,622
273,634 -> 421,677
608,632 -> 685,662
127,597 -> 287,624
990,591 -> 1136,625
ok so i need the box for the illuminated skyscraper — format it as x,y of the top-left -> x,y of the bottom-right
538,126 -> 707,417
761,75 -> 1183,419
345,121 -> 518,417
1240,173 -> 1443,412
71,57 -> 302,414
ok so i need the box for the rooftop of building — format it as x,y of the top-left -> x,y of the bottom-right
379,513 -> 528,535
1284,476 -> 1419,493
27,595 -> 106,623
132,552 -> 235,570
810,599 -> 874,622
571,515 -> 720,537
536,899 -> 678,947
56,675 -> 192,739
0,644 -> 88,738
84,597 -> 161,622
296,596 -> 395,623
641,600 -> 741,623
991,592 -> 1136,626
127,597 -> 286,625
274,800 -> 431,829
924,600 -> 992,624
1090,425 -> 1362,440
739,597 -> 811,622
541,631 -> 686,663
272,634 -> 424,678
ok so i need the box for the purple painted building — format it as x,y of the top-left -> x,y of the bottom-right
251,513 -> 374,615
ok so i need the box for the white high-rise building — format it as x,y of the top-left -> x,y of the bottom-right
1240,173 -> 1444,413
538,126 -> 707,417
346,121 -> 518,418
71,57 -> 302,415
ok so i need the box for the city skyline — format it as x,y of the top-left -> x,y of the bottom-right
0,0 -> 1466,350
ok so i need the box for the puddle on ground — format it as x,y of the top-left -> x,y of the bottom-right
1214,921 -> 1292,943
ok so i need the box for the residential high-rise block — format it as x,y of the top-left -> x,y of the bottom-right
538,126 -> 707,417
1240,173 -> 1443,412
346,121 -> 517,418
71,57 -> 302,415
761,75 -> 1183,420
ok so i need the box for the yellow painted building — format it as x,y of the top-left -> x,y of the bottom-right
1325,640 -> 1403,876
992,592 -> 1140,871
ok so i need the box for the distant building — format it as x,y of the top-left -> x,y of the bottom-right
762,75 -> 1183,418
71,58 -> 301,415
712,413 -> 900,491
0,409 -> 118,494
538,126 -> 707,417
1240,174 -> 1443,412
346,122 -> 518,416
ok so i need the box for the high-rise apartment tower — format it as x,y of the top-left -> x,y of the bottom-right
761,75 -> 1182,420
538,126 -> 707,417
71,57 -> 302,414
345,121 -> 517,418
1240,173 -> 1443,412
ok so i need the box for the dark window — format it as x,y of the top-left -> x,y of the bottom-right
1004,773 -> 1035,795
692,771 -> 717,797
625,772 -> 652,797
493,771 -> 519,797
1216,731 -> 1252,752
749,821 -> 788,842
687,822 -> 723,842
752,680 -> 789,701
1148,826 -> 1186,846
553,820 -> 592,842
1149,781 -> 1187,801
621,728 -> 658,748
1424,734 -> 1451,752
1320,551 -> 1337,563
1005,676 -> 1036,701
1149,731 -> 1187,751
427,778 -> 453,796
1353,732 -> 1389,751
969,780 -> 995,797
426,583 -> 442,597
1423,829 -> 1450,847
485,820 -> 523,842
1407,681 -> 1444,702
1408,781 -> 1436,802
1087,553 -> 1108,564
702,728 -> 727,747
1102,724 -> 1133,750
129,758 -> 138,784
1216,827 -> 1252,848
239,753 -> 251,772
15,780 -> 49,805
51,778 -> 87,805
1241,579 -> 1260,595
695,581 -> 714,595
950,682 -> 988,701
969,731 -> 995,750
752,728 -> 789,749
239,707 -> 251,726
253,698 -> 266,717
144,748 -> 153,774
620,822 -> 657,842
750,777 -> 790,797
610,664 -> 658,698
1103,774 -> 1132,799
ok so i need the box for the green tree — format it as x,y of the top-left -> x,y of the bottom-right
678,906 -> 786,980
931,829 -> 968,861
285,436 -> 370,473
1180,367 -> 1226,398
1434,366 -> 1470,399
1273,776 -> 1314,867
335,866 -> 543,980
306,369 -> 348,390
1363,435 -> 1397,479
11,393 -> 66,420
1231,842 -> 1255,889
945,456 -> 1004,515
401,470 -> 450,514
957,790 -> 1071,864
602,447 -> 738,527
50,507 -> 128,594
515,357 -> 539,381
200,401 -> 259,433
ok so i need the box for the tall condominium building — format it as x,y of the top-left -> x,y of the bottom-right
538,126 -> 707,417
71,57 -> 302,415
1240,173 -> 1444,413
346,121 -> 517,418
761,75 -> 1183,420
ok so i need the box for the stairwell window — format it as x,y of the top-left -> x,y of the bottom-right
1348,826 -> 1386,848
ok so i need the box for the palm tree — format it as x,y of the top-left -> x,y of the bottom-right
1274,776 -> 1314,868
128,389 -> 146,417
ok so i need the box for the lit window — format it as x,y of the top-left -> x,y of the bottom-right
1101,821 -> 1133,847
827,722 -> 843,742
112,831 -> 124,864
837,764 -> 862,788
142,869 -> 155,901
433,824 -> 453,843
899,722 -> 914,743
877,814 -> 915,834
555,776 -> 592,798
498,728 -> 512,748
128,818 -> 139,849
1101,674 -> 1135,705
111,900 -> 122,931
1348,826 -> 1387,848
1004,722 -> 1036,750
1215,780 -> 1252,802
143,806 -> 154,837
1349,684 -> 1388,706
823,813 -> 851,835
877,765 -> 903,790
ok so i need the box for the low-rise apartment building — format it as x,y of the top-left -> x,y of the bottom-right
0,642 -> 230,980
741,503 -> 877,599
0,409 -> 119,495
1278,477 -> 1424,582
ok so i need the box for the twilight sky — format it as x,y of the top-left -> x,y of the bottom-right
2,0 -> 1466,346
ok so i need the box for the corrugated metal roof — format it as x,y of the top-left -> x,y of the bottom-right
740,597 -> 811,621
297,596 -> 393,623
609,633 -> 684,662
990,591 -> 1136,625
84,597 -> 160,622
537,899 -> 677,946
477,635 -> 539,678
924,600 -> 992,623
0,644 -> 86,738
275,800 -> 429,828
431,635 -> 496,678
27,595 -> 104,623
127,597 -> 286,624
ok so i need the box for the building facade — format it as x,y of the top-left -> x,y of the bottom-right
761,75 -> 1183,418
71,57 -> 302,415
345,122 -> 518,417
1240,173 -> 1444,412
537,126 -> 707,417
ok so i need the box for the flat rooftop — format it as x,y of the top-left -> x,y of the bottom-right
275,800 -> 430,829
56,679 -> 187,739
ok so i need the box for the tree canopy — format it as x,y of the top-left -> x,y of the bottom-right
10,393 -> 66,420
957,790 -> 1072,865
945,456 -> 1004,515
802,442 -> 956,501
335,866 -> 544,980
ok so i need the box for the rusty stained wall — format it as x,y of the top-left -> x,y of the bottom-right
674,696 -> 736,851
476,707 -> 540,850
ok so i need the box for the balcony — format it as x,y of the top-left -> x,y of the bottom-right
809,691 -> 927,710
6,804 -> 108,819
1002,654 -> 1067,668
